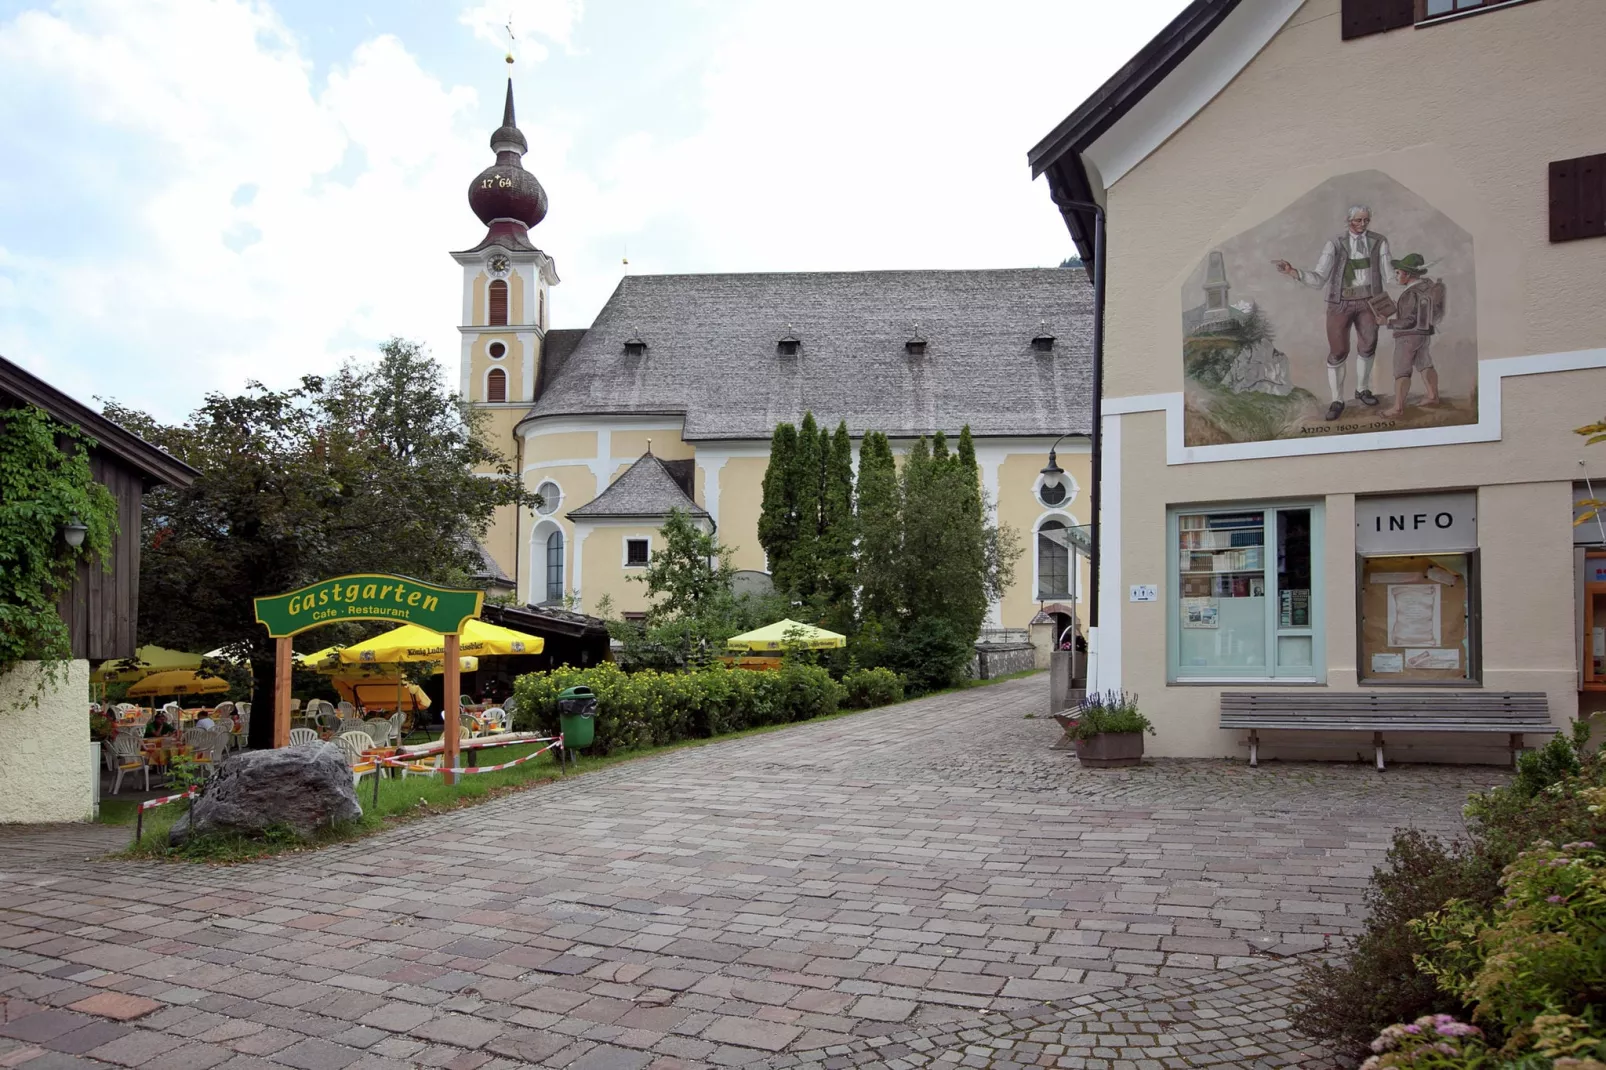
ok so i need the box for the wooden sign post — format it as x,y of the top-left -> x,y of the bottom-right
443,633 -> 461,785
252,574 -> 485,750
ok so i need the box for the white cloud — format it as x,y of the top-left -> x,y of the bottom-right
459,0 -> 583,63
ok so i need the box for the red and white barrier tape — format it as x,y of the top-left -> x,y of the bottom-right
139,787 -> 199,811
377,736 -> 562,776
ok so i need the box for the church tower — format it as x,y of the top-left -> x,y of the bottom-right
452,72 -> 559,412
452,69 -> 559,592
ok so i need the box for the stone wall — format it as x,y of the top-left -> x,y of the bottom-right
0,660 -> 93,823
974,643 -> 1038,680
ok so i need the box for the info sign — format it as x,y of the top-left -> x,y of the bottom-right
1355,492 -> 1477,554
254,574 -> 484,638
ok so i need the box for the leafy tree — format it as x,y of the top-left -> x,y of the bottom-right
640,509 -> 733,624
105,338 -> 532,748
757,422 -> 798,589
855,432 -> 900,626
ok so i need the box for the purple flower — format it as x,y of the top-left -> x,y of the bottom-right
1404,1024 -> 1422,1034
1547,895 -> 1566,903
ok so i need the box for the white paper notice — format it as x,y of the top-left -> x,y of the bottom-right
1405,648 -> 1460,670
1371,653 -> 1405,673
1369,572 -> 1423,584
1426,565 -> 1458,586
1387,584 -> 1441,647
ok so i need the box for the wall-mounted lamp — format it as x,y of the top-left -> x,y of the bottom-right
63,517 -> 88,548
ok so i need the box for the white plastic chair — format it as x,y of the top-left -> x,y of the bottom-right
289,727 -> 320,747
481,707 -> 508,735
110,734 -> 149,794
362,720 -> 392,747
334,732 -> 377,786
184,727 -> 225,769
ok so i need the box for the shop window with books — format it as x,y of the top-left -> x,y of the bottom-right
1169,504 -> 1322,680
1355,493 -> 1480,684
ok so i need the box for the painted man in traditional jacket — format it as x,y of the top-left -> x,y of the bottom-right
1274,205 -> 1393,421
1381,253 -> 1445,419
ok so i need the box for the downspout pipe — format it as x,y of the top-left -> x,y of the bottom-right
1050,194 -> 1105,631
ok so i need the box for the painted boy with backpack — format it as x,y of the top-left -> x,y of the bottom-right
1381,253 -> 1446,419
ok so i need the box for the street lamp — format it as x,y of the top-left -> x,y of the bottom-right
62,517 -> 88,548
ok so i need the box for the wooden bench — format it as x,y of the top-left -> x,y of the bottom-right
1219,691 -> 1556,770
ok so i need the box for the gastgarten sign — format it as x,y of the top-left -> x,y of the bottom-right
254,574 -> 484,638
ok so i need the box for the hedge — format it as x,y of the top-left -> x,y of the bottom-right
511,661 -> 849,754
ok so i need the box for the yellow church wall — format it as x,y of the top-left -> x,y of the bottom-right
507,269 -> 526,325
468,334 -> 526,401
612,428 -> 693,462
469,270 -> 527,327
579,525 -> 658,616
994,447 -> 1093,633
524,431 -> 598,466
471,272 -> 485,325
715,458 -> 769,572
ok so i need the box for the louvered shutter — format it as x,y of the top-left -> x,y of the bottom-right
1341,0 -> 1414,39
486,369 -> 507,403
488,280 -> 509,325
1550,153 -> 1606,243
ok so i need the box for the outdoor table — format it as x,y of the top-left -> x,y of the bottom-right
141,739 -> 191,771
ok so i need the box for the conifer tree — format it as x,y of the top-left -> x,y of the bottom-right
757,422 -> 799,590
790,412 -> 824,599
855,432 -> 901,624
898,436 -> 942,622
818,421 -> 857,631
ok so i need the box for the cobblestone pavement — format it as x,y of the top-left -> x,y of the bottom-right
0,675 -> 1500,1069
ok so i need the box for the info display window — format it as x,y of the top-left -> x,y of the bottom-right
1169,503 -> 1322,681
1355,493 -> 1481,685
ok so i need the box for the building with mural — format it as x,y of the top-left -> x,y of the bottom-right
1031,0 -> 1606,760
454,83 -> 1094,644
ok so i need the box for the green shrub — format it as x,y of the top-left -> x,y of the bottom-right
841,667 -> 905,709
885,617 -> 971,695
1061,690 -> 1153,740
511,661 -> 843,754
1297,720 -> 1606,1063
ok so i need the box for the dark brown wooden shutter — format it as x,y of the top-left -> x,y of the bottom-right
488,280 -> 508,325
486,368 -> 507,403
1341,0 -> 1414,39
1550,153 -> 1606,243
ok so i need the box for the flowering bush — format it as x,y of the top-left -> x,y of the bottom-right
1061,689 -> 1152,741
1360,1014 -> 1494,1069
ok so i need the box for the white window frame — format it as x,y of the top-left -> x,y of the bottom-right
1167,500 -> 1326,684
622,536 -> 652,568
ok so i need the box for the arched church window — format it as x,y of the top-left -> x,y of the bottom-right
545,529 -> 564,603
488,279 -> 508,326
1037,519 -> 1071,600
486,368 -> 507,403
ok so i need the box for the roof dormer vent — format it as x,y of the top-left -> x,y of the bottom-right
1031,320 -> 1056,352
777,325 -> 800,357
905,324 -> 927,356
623,329 -> 647,358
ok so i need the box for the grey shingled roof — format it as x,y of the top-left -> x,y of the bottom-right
466,537 -> 512,586
527,268 -> 1091,439
567,452 -> 709,520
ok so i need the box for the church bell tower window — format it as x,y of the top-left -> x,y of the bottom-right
486,368 -> 507,403
488,280 -> 509,326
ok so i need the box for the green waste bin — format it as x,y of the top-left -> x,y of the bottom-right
556,685 -> 596,749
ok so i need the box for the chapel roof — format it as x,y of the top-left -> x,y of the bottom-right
524,267 -> 1093,440
566,452 -> 709,520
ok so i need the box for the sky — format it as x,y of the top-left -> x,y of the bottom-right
0,0 -> 1188,422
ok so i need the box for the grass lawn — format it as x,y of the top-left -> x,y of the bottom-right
124,667 -> 1042,863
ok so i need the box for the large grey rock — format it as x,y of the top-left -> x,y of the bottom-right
1224,340 -> 1292,396
169,743 -> 362,845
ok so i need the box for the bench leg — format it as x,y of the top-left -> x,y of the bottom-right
1510,733 -> 1523,768
1248,730 -> 1259,768
1374,732 -> 1385,772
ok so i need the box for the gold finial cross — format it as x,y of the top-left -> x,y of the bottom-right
504,13 -> 515,64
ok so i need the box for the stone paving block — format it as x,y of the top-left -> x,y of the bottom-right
63,993 -> 161,1022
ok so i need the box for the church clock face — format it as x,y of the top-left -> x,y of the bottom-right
487,254 -> 510,276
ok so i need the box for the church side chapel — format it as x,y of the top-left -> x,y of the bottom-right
454,74 -> 1094,643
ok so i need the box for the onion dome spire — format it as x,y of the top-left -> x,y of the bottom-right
467,58 -> 548,241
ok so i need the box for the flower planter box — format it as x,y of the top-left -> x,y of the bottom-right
1073,731 -> 1144,768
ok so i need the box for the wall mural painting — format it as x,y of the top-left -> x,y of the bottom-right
1182,170 -> 1477,446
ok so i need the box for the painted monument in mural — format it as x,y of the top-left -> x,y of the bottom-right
1182,170 -> 1476,446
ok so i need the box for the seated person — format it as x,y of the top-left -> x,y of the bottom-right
194,710 -> 217,731
148,711 -> 176,737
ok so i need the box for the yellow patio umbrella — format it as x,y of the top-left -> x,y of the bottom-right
126,670 -> 230,698
92,645 -> 203,683
336,620 -> 542,664
726,619 -> 847,652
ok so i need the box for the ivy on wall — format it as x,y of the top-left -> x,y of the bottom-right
0,406 -> 119,683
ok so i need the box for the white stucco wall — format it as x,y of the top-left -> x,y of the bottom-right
0,659 -> 93,823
